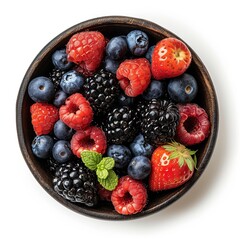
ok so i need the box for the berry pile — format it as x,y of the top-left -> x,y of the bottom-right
28,30 -> 211,215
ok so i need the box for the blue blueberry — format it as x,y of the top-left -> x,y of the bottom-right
28,76 -> 55,102
52,49 -> 73,70
167,73 -> 198,103
127,156 -> 151,180
104,57 -> 120,74
145,45 -> 155,63
52,140 -> 72,163
53,90 -> 68,107
107,144 -> 132,169
60,70 -> 84,94
126,30 -> 149,56
54,120 -> 74,140
142,80 -> 167,100
118,93 -> 135,107
31,135 -> 54,159
130,134 -> 154,157
106,36 -> 128,60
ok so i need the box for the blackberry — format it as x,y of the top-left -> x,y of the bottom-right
83,69 -> 120,115
140,99 -> 180,146
46,157 -> 60,174
53,161 -> 98,206
48,68 -> 66,90
103,106 -> 137,144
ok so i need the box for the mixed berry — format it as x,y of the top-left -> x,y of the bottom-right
27,29 -> 211,216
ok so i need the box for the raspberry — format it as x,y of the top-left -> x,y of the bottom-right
97,183 -> 112,202
70,126 -> 107,157
59,93 -> 93,130
176,103 -> 211,146
111,176 -> 147,215
116,58 -> 151,97
66,31 -> 106,76
30,102 -> 58,135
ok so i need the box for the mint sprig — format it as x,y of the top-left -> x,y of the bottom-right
81,150 -> 118,191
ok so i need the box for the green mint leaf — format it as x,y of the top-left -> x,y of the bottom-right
100,157 -> 115,170
81,150 -> 102,171
96,168 -> 108,179
98,170 -> 118,191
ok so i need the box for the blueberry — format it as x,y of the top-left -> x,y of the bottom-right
145,45 -> 155,63
52,140 -> 72,163
53,90 -> 68,107
52,49 -> 73,70
126,30 -> 149,56
107,145 -> 132,169
104,57 -> 120,74
142,80 -> 167,100
127,156 -> 151,180
60,70 -> 84,94
106,36 -> 128,60
54,120 -> 74,140
118,93 -> 135,107
167,73 -> 198,103
31,135 -> 54,159
28,76 -> 55,102
130,134 -> 154,157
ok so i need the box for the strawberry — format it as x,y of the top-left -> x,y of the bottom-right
151,37 -> 192,80
149,142 -> 197,191
30,102 -> 59,136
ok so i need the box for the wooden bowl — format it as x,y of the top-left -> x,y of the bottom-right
16,16 -> 218,220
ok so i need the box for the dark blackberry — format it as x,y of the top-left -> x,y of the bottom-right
48,68 -> 66,91
140,99 -> 180,146
83,69 -> 120,115
46,157 -> 61,174
103,106 -> 137,144
53,161 -> 98,206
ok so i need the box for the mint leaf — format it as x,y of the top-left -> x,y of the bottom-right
100,157 -> 115,170
98,170 -> 118,191
96,168 -> 108,179
81,150 -> 102,171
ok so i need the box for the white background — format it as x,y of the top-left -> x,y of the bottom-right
1,0 -> 239,239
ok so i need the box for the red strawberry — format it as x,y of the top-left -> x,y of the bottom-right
116,58 -> 151,97
149,142 -> 197,191
30,102 -> 59,135
70,126 -> 107,157
66,31 -> 106,76
151,37 -> 192,80
59,93 -> 93,130
176,103 -> 211,146
111,176 -> 147,215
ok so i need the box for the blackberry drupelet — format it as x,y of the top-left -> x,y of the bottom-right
49,68 -> 66,91
53,161 -> 98,206
140,99 -> 180,146
103,106 -> 137,144
83,69 -> 120,115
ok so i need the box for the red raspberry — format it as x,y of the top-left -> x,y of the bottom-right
176,103 -> 211,146
66,31 -> 106,76
30,102 -> 58,135
70,126 -> 107,157
59,93 -> 93,130
116,58 -> 151,97
111,176 -> 147,215
97,183 -> 112,202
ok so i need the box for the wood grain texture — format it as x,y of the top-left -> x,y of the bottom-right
16,16 -> 218,220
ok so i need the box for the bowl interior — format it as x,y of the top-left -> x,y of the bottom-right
16,16 -> 218,220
